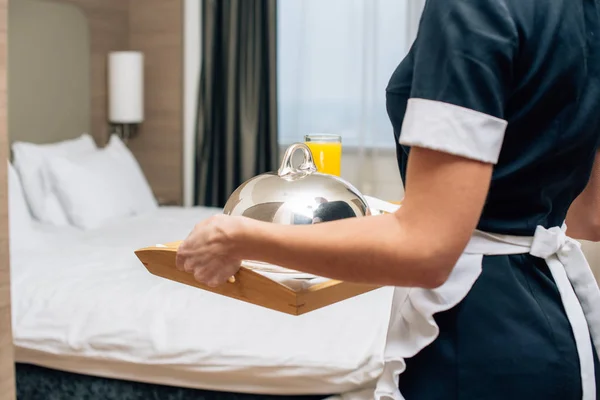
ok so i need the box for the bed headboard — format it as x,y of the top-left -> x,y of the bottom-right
8,0 -> 90,145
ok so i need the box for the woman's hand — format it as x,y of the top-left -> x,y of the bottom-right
175,214 -> 244,287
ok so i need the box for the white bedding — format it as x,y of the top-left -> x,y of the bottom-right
11,206 -> 394,396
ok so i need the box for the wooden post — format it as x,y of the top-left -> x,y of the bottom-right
0,0 -> 16,398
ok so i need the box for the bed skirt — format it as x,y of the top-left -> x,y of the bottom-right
16,363 -> 330,400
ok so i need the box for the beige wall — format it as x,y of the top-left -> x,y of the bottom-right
0,0 -> 15,397
57,0 -> 129,146
48,0 -> 184,204
9,0 -> 91,145
128,0 -> 183,205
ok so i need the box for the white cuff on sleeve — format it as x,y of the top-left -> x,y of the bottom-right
399,98 -> 508,164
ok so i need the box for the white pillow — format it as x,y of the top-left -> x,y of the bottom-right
11,134 -> 97,226
7,161 -> 39,251
46,135 -> 158,230
106,135 -> 158,214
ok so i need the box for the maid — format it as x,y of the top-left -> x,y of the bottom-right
176,0 -> 600,398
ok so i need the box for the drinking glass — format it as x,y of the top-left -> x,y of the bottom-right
304,134 -> 342,176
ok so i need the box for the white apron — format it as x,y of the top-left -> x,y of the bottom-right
372,224 -> 600,400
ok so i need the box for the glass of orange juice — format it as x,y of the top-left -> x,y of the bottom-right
304,134 -> 342,176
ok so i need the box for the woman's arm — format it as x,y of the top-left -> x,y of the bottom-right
235,147 -> 492,288
566,151 -> 600,242
178,147 -> 493,289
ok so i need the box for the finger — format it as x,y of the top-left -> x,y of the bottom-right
212,267 -> 238,287
183,259 -> 195,274
206,278 -> 224,288
175,252 -> 186,271
193,269 -> 207,284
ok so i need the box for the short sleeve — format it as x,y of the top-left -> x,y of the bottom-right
399,0 -> 518,164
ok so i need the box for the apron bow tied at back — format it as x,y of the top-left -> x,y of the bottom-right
374,224 -> 600,400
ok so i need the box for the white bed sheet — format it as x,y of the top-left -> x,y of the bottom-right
11,206 -> 394,396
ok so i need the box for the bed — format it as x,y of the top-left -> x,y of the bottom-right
10,206 -> 394,399
7,1 -> 393,398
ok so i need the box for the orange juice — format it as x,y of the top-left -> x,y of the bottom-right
304,134 -> 342,176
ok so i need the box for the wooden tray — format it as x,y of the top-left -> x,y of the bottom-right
134,241 -> 380,316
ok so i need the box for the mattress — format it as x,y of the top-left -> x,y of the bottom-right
11,206 -> 394,397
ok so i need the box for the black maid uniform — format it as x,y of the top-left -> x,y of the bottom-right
376,1 -> 600,399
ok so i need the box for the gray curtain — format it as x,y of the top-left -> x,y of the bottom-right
194,0 -> 279,208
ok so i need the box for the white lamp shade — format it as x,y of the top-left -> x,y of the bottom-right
108,51 -> 144,123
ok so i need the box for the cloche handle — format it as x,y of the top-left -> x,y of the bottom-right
278,143 -> 318,177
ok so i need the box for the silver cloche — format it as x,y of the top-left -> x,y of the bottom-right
223,143 -> 371,224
